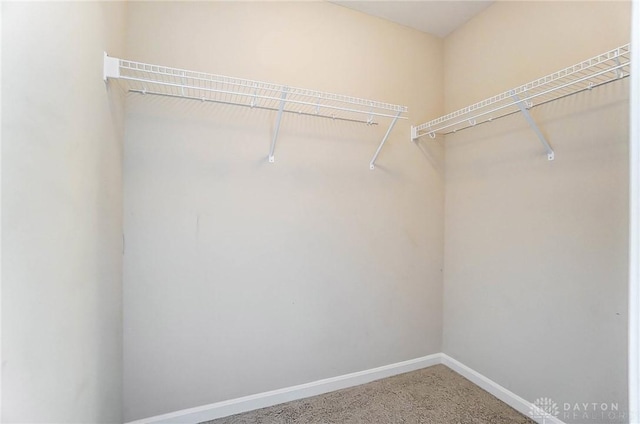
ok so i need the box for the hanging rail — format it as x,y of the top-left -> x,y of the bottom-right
411,43 -> 631,160
104,53 -> 408,169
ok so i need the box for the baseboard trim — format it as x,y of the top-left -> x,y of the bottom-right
441,354 -> 565,424
126,353 -> 443,424
128,353 -> 566,424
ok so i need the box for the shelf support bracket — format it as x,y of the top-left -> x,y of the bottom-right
512,93 -> 555,161
410,126 -> 418,142
614,55 -> 624,79
370,110 -> 402,170
269,87 -> 289,163
103,52 -> 120,82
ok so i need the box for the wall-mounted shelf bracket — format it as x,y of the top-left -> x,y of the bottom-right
370,111 -> 402,170
269,88 -> 289,163
103,52 -> 120,81
103,54 -> 408,169
512,93 -> 555,161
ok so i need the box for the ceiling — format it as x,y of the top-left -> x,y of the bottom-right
331,1 -> 493,38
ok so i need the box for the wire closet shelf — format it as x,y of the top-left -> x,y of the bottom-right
103,54 -> 408,169
411,43 -> 631,160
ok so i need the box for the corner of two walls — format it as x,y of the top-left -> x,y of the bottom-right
122,2 -> 445,421
441,1 -> 631,421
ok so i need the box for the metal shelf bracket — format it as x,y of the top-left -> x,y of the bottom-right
103,53 -> 120,81
512,93 -> 555,161
370,111 -> 402,170
269,87 -> 289,163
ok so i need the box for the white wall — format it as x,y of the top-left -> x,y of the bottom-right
442,2 -> 631,422
629,1 -> 640,420
2,2 -> 126,422
122,2 -> 444,420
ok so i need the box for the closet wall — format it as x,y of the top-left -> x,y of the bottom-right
122,2 -> 444,421
2,2 -> 127,422
442,1 -> 631,419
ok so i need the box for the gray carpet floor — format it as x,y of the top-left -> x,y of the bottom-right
203,364 -> 535,423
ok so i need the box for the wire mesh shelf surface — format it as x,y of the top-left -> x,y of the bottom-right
412,43 -> 631,140
113,58 -> 407,124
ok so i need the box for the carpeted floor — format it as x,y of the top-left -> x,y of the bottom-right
203,364 -> 535,423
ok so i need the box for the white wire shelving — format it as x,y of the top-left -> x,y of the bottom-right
104,53 -> 408,169
411,44 -> 631,160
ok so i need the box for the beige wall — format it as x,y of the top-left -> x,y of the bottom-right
444,1 -> 631,112
3,2 -> 627,422
2,1 -> 127,422
123,2 -> 444,421
442,1 -> 631,422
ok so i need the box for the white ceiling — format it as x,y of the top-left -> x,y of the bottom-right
331,1 -> 493,38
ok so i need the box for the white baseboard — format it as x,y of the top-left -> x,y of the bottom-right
441,354 -> 565,424
127,353 -> 566,424
126,353 -> 442,424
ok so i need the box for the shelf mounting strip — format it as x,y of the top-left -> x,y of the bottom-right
411,43 -> 631,160
104,53 -> 407,169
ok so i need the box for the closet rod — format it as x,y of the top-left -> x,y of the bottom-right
129,89 -> 381,126
121,75 -> 405,121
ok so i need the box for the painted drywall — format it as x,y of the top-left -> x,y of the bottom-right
122,1 -> 444,420
442,2 -> 631,423
2,2 -> 126,422
629,1 -> 640,420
